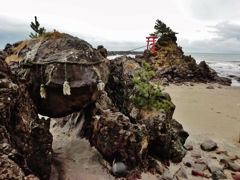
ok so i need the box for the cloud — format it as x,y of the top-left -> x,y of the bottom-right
209,21 -> 240,40
177,0 -> 240,23
177,21 -> 240,54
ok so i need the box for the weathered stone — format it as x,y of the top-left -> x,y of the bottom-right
135,41 -> 232,86
173,166 -> 188,179
211,169 -> 227,180
6,34 -> 109,118
220,158 -> 240,171
0,60 -> 52,179
0,155 -> 25,180
97,45 -> 108,58
206,85 -> 214,89
200,139 -> 218,151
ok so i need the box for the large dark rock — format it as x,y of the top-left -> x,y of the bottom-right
7,34 -> 109,117
0,60 -> 52,179
82,57 -> 189,177
136,41 -> 232,86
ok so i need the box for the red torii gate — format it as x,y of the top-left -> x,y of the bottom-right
146,36 -> 157,53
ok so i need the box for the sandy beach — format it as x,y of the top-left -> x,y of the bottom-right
50,83 -> 240,180
165,83 -> 240,146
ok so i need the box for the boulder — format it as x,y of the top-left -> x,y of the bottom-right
6,33 -> 109,117
200,139 -> 218,151
97,45 -> 108,58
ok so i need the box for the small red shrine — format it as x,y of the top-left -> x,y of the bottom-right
146,36 -> 157,53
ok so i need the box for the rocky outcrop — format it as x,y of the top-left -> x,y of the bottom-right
0,60 -> 52,179
1,35 -> 192,179
97,45 -> 108,58
135,42 -> 232,86
5,33 -> 109,117
51,56 -> 189,179
84,57 -> 189,177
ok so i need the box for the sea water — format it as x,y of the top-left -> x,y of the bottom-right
185,53 -> 240,87
108,53 -> 240,87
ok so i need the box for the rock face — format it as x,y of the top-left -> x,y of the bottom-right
0,60 -> 52,179
6,33 -> 109,117
82,57 -> 189,177
136,41 -> 232,86
2,35 -> 191,179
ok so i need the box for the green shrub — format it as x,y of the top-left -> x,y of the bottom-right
29,16 -> 46,38
131,61 -> 172,111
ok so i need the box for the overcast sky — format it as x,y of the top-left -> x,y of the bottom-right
1,0 -> 240,53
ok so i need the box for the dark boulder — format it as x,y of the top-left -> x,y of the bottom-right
7,34 -> 109,117
97,45 -> 108,58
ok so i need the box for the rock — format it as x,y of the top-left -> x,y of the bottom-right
236,77 -> 240,82
82,56 -> 189,178
0,155 -> 25,179
191,169 -> 205,177
228,75 -> 237,78
3,43 -> 12,52
148,156 -> 164,174
6,34 -> 109,117
0,60 -> 52,179
184,161 -> 208,171
162,168 -> 174,180
211,170 -> 227,180
24,174 -> 40,180
173,166 -> 188,179
210,168 -> 227,180
208,165 -> 223,173
206,85 -> 214,89
232,173 -> 240,180
137,40 -> 232,86
192,161 -> 208,171
216,150 -> 228,156
184,144 -> 193,151
200,139 -> 218,151
220,158 -> 240,171
112,162 -> 127,177
97,45 -> 108,58
191,153 -> 201,159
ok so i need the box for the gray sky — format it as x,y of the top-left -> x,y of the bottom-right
1,0 -> 240,53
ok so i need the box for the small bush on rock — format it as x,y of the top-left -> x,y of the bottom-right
131,61 -> 172,111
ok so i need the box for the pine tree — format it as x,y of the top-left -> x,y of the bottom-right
131,61 -> 172,111
29,16 -> 46,38
150,19 -> 178,45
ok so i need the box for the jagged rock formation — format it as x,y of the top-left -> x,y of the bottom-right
50,56 -> 189,179
2,34 -> 190,179
82,57 -> 189,177
5,33 -> 109,117
97,45 -> 108,58
136,41 -> 232,86
0,60 -> 52,179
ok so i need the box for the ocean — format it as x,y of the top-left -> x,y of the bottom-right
108,53 -> 240,87
185,53 -> 240,87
